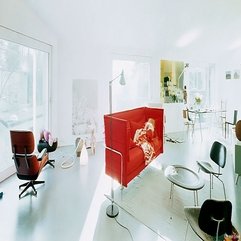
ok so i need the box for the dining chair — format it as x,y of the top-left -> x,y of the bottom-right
183,109 -> 195,136
184,199 -> 239,241
220,100 -> 227,134
225,110 -> 238,138
197,141 -> 227,200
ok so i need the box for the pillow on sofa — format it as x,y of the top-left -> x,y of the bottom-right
146,129 -> 154,141
130,121 -> 144,139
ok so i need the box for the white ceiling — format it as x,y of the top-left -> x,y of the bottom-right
26,0 -> 241,60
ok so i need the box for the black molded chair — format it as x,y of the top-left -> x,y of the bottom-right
184,199 -> 238,241
37,140 -> 57,168
197,141 -> 227,199
10,130 -> 49,199
225,110 -> 238,138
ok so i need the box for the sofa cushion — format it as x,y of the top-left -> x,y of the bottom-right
128,146 -> 145,172
152,136 -> 162,154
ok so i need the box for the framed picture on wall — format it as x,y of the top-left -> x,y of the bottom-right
233,70 -> 240,79
225,71 -> 232,80
72,79 -> 98,136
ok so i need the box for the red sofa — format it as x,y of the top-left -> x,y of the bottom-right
104,107 -> 164,187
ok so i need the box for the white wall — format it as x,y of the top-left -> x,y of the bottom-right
2,0 -> 241,145
216,57 -> 241,122
0,0 -> 56,44
52,0 -> 241,144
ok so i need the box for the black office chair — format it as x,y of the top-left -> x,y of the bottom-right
225,110 -> 238,138
197,141 -> 227,199
184,199 -> 238,241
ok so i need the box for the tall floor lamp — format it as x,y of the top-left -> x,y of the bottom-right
106,69 -> 125,218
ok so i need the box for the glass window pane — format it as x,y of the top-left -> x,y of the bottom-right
0,38 -> 49,178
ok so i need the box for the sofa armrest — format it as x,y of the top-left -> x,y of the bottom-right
104,115 -> 130,153
105,146 -> 124,185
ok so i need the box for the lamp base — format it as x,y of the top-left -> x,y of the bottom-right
106,204 -> 119,218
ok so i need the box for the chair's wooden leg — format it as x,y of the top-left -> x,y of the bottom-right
184,221 -> 189,241
169,183 -> 174,200
209,174 -> 212,199
235,174 -> 240,185
211,174 -> 214,189
219,178 -> 226,200
194,190 -> 199,206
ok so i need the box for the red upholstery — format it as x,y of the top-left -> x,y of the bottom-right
104,107 -> 164,187
10,130 -> 49,198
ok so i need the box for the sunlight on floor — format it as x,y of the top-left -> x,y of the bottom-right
78,166 -> 109,241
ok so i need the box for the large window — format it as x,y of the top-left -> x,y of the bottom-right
182,62 -> 215,108
0,29 -> 50,181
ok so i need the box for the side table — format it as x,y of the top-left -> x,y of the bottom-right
165,165 -> 205,206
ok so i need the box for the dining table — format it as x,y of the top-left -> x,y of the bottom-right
187,108 -> 226,139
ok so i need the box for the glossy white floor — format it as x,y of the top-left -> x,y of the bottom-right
0,126 -> 240,241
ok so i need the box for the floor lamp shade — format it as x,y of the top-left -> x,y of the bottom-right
119,70 -> 125,86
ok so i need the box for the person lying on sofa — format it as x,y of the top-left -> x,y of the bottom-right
133,118 -> 156,165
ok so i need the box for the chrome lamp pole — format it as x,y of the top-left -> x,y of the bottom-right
106,69 -> 125,218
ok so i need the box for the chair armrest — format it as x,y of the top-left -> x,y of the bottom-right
37,148 -> 47,160
105,146 -> 124,185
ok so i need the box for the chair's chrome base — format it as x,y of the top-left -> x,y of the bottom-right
19,180 -> 45,199
106,204 -> 119,218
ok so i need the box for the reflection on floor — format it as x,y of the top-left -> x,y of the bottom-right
0,127 -> 240,241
